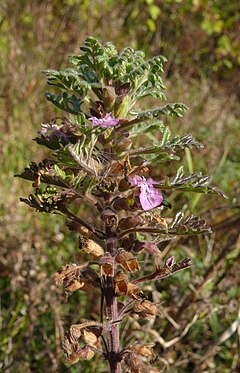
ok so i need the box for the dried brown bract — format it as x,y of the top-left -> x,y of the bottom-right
124,352 -> 162,373
115,249 -> 140,272
79,236 -> 104,258
130,300 -> 158,319
54,263 -> 100,293
114,272 -> 144,300
99,253 -> 115,276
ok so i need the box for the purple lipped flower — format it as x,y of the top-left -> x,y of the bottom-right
38,123 -> 71,142
38,124 -> 68,141
89,112 -> 119,128
129,175 -> 163,211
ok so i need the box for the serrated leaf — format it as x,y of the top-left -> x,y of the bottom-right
137,103 -> 188,120
129,120 -> 164,136
34,135 -> 67,150
155,169 -> 227,197
45,92 -> 83,115
15,160 -> 68,188
169,213 -> 211,235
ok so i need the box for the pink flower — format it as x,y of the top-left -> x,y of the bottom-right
89,113 -> 119,128
130,175 -> 163,211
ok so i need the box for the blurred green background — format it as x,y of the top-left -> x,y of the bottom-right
0,1 -> 239,372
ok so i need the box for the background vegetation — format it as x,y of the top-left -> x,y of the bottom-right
0,0 -> 239,372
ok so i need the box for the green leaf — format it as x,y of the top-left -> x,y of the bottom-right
43,68 -> 101,97
136,103 -> 188,120
34,135 -> 68,150
149,4 -> 161,20
45,92 -> 83,115
20,187 -> 66,216
129,120 -> 164,136
155,168 -> 228,197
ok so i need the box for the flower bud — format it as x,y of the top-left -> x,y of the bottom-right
132,241 -> 161,255
165,256 -> 175,268
112,197 -> 129,211
102,86 -> 116,110
118,178 -> 131,192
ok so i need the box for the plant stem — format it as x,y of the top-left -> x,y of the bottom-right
105,277 -> 121,373
104,217 -> 121,373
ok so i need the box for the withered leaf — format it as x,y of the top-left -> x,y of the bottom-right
114,272 -> 129,296
129,343 -> 157,360
54,263 -> 83,285
65,279 -> 91,292
127,283 -> 145,300
82,329 -> 98,346
114,272 -> 144,299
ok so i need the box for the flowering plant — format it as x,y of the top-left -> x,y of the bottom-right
17,37 -> 226,372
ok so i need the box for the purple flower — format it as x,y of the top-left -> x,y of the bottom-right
129,175 -> 163,211
38,123 -> 69,142
89,113 -> 119,128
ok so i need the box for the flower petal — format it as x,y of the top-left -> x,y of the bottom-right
139,184 -> 163,211
89,112 -> 119,128
129,175 -> 143,186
